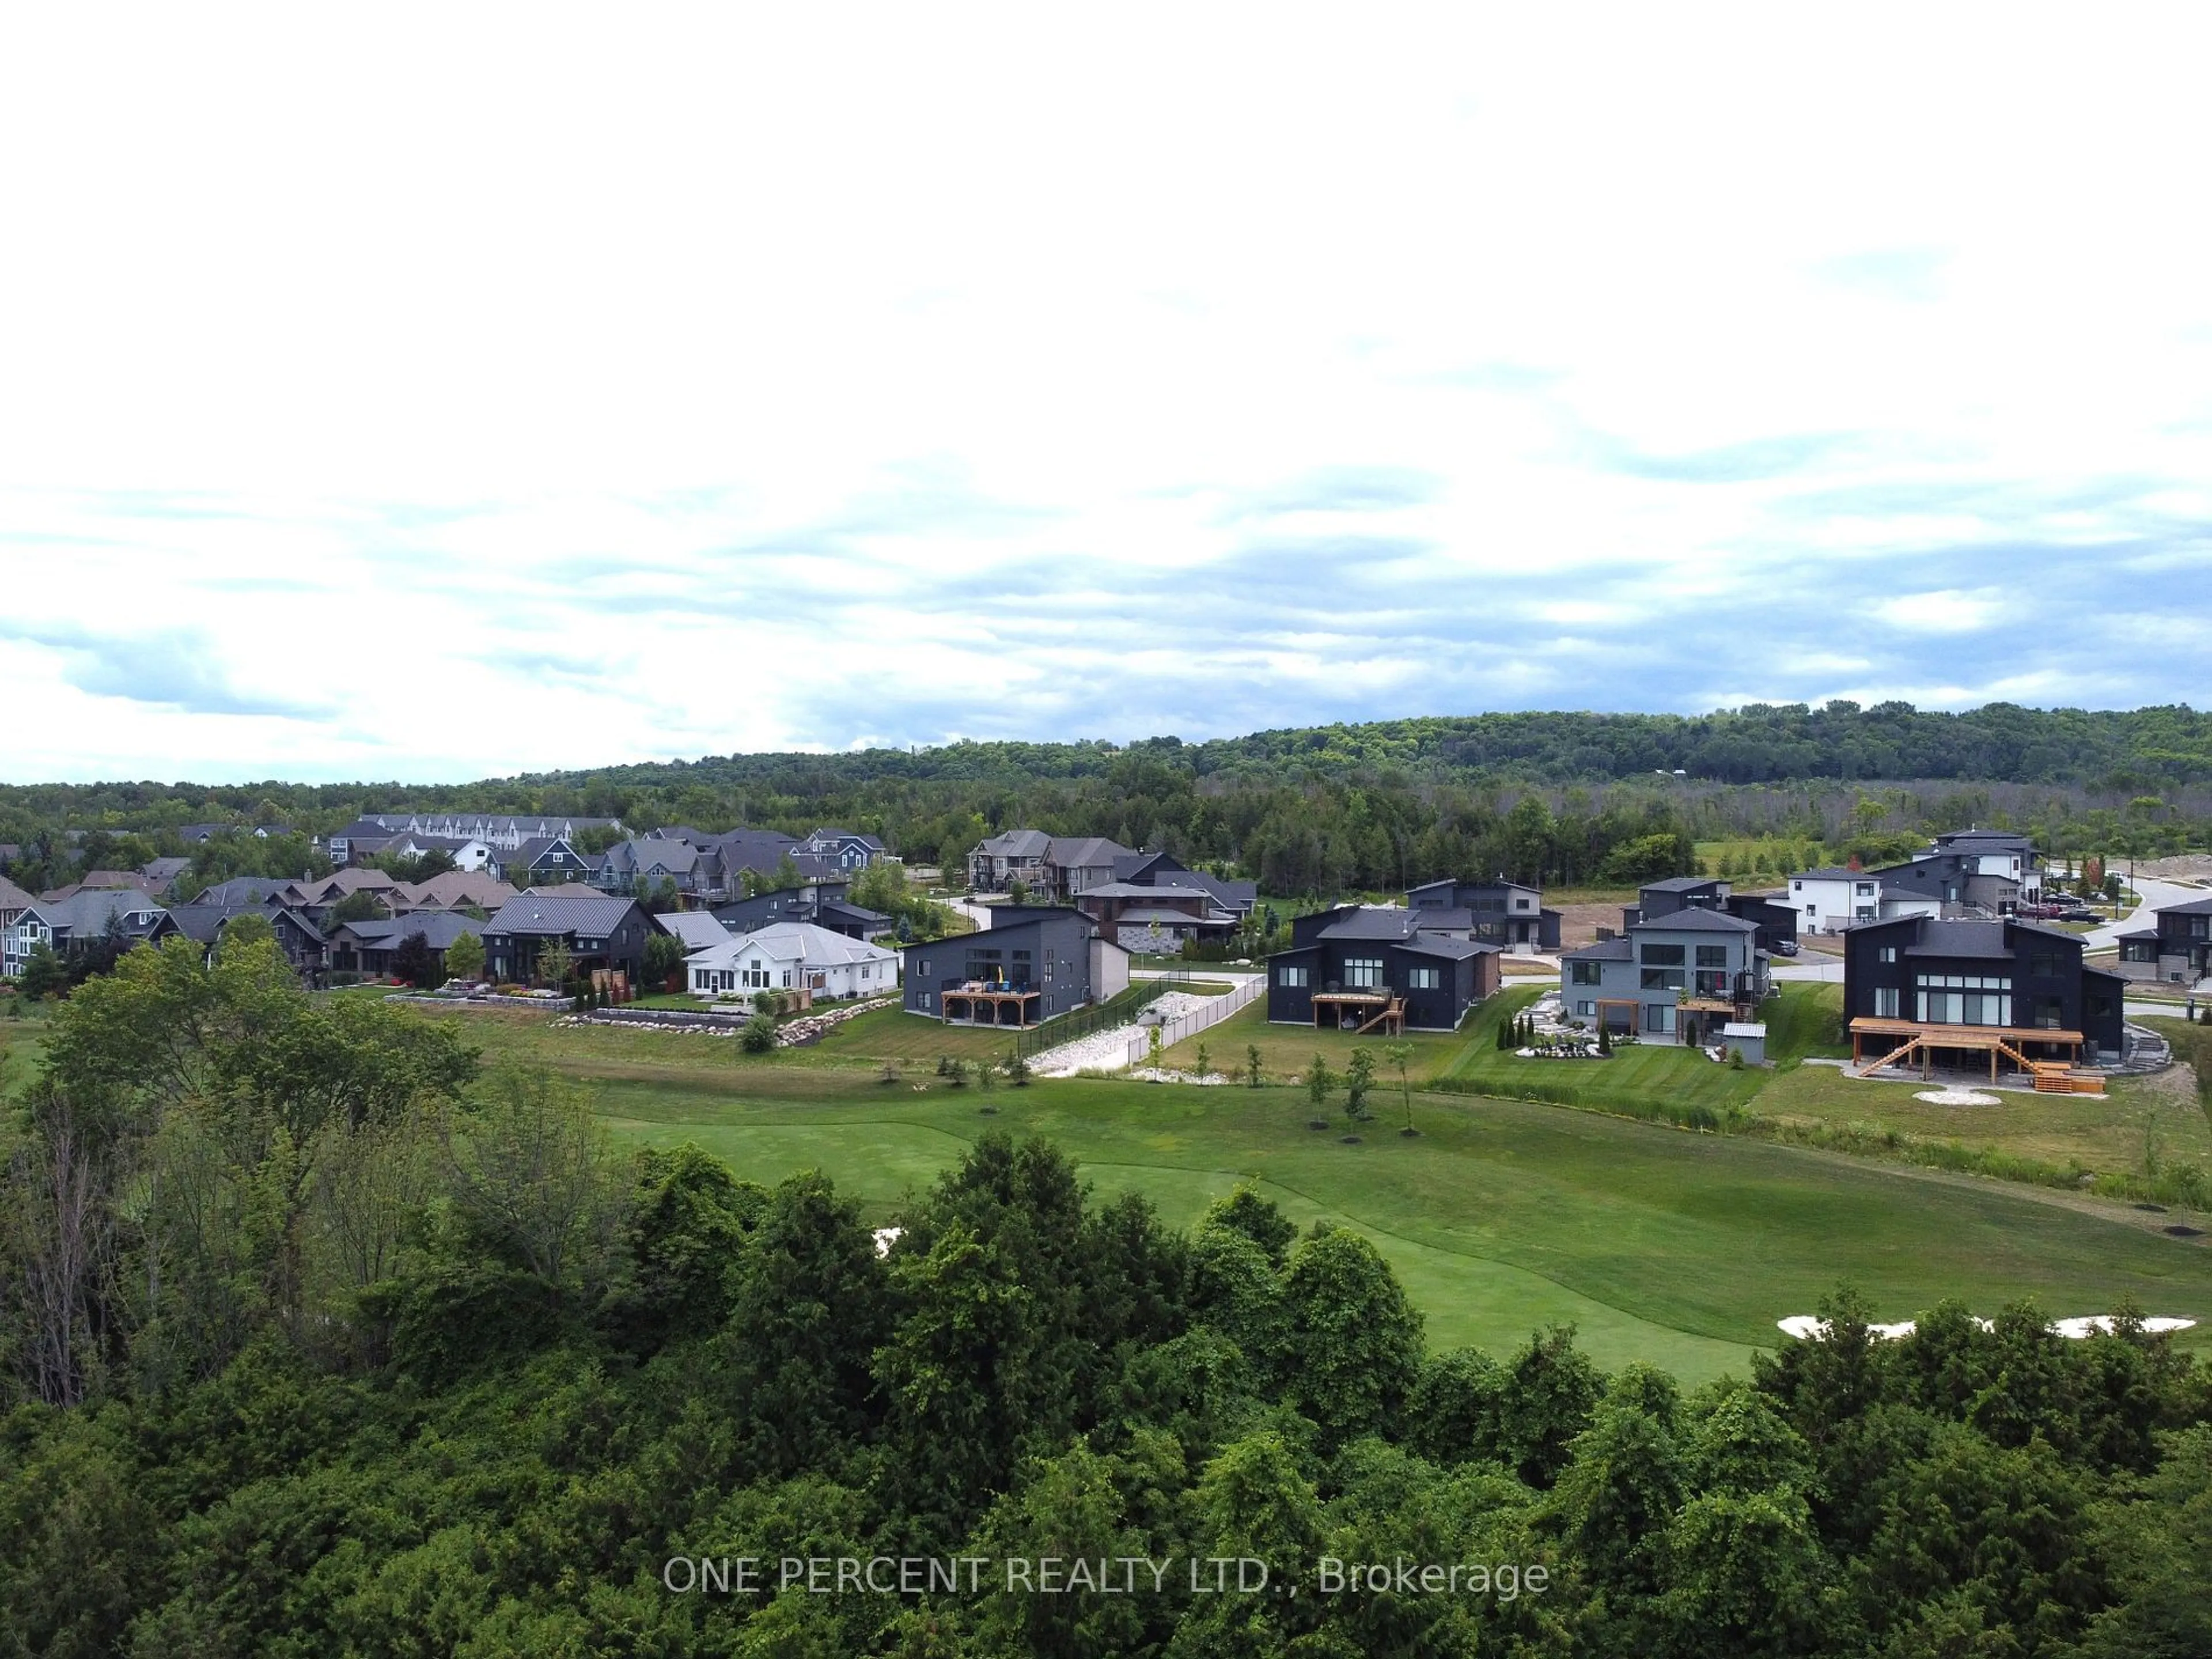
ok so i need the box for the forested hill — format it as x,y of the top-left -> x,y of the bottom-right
569,702 -> 2211,793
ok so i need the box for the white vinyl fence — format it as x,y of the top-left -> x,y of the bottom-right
1126,975 -> 1266,1067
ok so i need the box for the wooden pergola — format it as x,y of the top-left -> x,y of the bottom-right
1678,995 -> 1740,1046
940,984 -> 1044,1027
1847,1015 -> 2101,1093
1593,998 -> 1641,1032
1312,989 -> 1404,1035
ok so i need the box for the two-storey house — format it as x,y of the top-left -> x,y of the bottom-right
1842,915 -> 2125,1075
901,906 -> 1130,1027
1560,908 -> 1769,1045
2114,896 -> 2212,987
1266,906 -> 1499,1033
481,893 -> 664,985
4,889 -> 179,978
1407,878 -> 1562,949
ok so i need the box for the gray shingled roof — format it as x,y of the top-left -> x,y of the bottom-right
194,876 -> 290,906
1563,937 -> 1635,961
1902,919 -> 2019,959
1047,835 -> 1136,868
339,912 -> 488,950
1399,934 -> 1496,960
1316,908 -> 1421,941
978,829 -> 1052,858
1641,875 -> 1723,893
485,894 -> 645,936
1635,908 -> 1760,933
2160,896 -> 2212,917
1791,867 -> 1876,882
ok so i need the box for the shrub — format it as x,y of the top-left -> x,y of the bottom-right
740,1013 -> 778,1052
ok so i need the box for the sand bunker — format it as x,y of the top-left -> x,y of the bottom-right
1781,1312 -> 2196,1342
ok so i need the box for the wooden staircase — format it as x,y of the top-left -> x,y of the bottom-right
1353,997 -> 1406,1036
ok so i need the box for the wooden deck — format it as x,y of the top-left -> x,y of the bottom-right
940,983 -> 1044,1027
1311,989 -> 1405,1035
1846,1015 -> 2101,1092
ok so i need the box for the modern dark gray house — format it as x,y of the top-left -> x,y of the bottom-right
2113,896 -> 2212,986
1407,878 -> 1562,950
331,911 -> 487,980
1560,908 -> 1769,1045
900,906 -> 1131,1026
714,879 -> 888,940
482,893 -> 664,984
1623,876 -> 1798,955
1115,851 -> 1259,918
1266,906 -> 1500,1033
1842,915 -> 2125,1072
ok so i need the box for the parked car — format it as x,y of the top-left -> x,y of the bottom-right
1770,939 -> 1800,957
2058,908 -> 2103,923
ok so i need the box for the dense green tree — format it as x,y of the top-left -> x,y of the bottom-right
1280,1226 -> 1424,1449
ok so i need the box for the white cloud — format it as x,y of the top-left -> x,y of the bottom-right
1,3 -> 2209,782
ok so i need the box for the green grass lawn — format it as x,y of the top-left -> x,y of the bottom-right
376,990 -> 2212,1384
1751,1060 -> 2212,1181
1160,992 -> 1526,1086
579,1062 -> 2212,1384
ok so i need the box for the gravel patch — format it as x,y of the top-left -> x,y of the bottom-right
1029,991 -> 1217,1077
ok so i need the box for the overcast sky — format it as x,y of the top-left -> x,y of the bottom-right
2,6 -> 2208,785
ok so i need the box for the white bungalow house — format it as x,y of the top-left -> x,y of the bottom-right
685,921 -> 899,1002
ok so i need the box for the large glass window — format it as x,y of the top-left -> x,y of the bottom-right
1642,942 -> 1686,967
1278,964 -> 1309,987
1874,987 -> 1900,1017
1695,945 -> 1729,968
1343,957 -> 1384,988
1694,969 -> 1730,997
1569,959 -> 1601,985
1914,974 -> 2011,1026
1408,965 -> 1441,989
1641,968 -> 1685,991
1643,1003 -> 1675,1033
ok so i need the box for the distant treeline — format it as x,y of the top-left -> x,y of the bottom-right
3,703 -> 2207,897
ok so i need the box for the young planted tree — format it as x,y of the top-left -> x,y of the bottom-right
1195,1041 -> 1211,1081
1344,1047 -> 1376,1126
1383,1040 -> 1415,1134
1247,1044 -> 1263,1088
642,932 -> 685,993
1306,1055 -> 1335,1122
1006,1050 -> 1032,1087
1146,1024 -> 1164,1075
445,929 -> 485,984
534,940 -> 574,993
